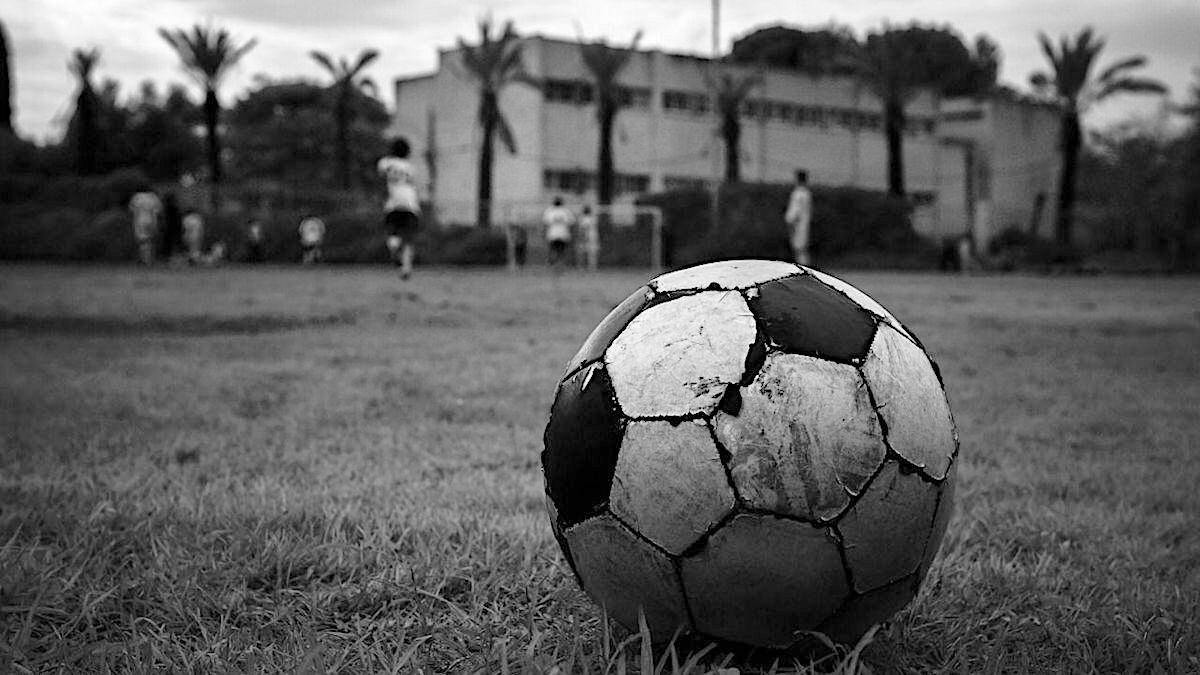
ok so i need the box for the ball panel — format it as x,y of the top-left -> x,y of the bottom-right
609,420 -> 736,555
801,266 -> 917,344
813,574 -> 917,646
837,461 -> 938,592
543,364 -> 626,527
565,514 -> 692,641
651,259 -> 801,293
681,514 -> 848,649
715,353 -> 886,522
917,461 -> 957,581
861,324 -> 955,479
749,274 -> 877,363
606,291 -> 757,418
562,285 -> 653,379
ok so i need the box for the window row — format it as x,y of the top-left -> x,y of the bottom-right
662,89 -> 937,135
544,79 -> 651,108
543,169 -> 651,195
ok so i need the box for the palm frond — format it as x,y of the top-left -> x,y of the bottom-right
1095,76 -> 1167,101
352,49 -> 380,74
1096,55 -> 1147,85
309,50 -> 336,75
495,111 -> 517,155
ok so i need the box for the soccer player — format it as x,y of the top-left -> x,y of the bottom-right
128,188 -> 162,265
542,196 -> 574,269
377,137 -> 421,279
298,215 -> 326,265
577,204 -> 600,271
784,169 -> 813,265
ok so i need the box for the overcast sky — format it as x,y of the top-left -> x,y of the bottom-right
6,0 -> 1199,141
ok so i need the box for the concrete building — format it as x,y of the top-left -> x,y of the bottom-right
390,34 -> 1058,247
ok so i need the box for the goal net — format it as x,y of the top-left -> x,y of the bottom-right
499,203 -> 664,272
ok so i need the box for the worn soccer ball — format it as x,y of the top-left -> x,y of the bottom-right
542,259 -> 958,650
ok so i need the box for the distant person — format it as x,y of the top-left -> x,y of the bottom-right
245,218 -> 265,263
577,204 -> 600,271
507,222 -> 528,269
161,192 -> 183,261
543,196 -> 575,269
377,137 -> 421,280
784,169 -> 813,266
203,241 -> 226,266
182,211 -> 205,265
128,188 -> 162,265
298,215 -> 326,265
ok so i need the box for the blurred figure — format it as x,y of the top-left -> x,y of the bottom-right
203,241 -> 226,266
543,196 -> 574,269
161,192 -> 183,261
182,211 -> 205,265
784,169 -> 813,265
378,137 -> 421,280
298,215 -> 326,265
128,187 -> 162,265
577,204 -> 600,271
506,222 -> 528,270
244,218 -> 265,263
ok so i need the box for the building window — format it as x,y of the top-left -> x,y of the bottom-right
910,191 -> 936,206
664,175 -> 711,191
942,109 -> 984,123
544,79 -> 594,104
663,89 -> 710,114
544,169 -> 651,195
618,86 -> 652,108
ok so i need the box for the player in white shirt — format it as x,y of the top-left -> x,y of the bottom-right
784,169 -> 813,265
377,138 -> 421,279
128,189 -> 162,265
298,215 -> 326,265
542,196 -> 575,269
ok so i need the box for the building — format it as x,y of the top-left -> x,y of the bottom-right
391,34 -> 1058,247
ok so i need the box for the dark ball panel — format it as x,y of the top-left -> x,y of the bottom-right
542,365 -> 627,527
749,275 -> 878,363
561,285 -> 652,380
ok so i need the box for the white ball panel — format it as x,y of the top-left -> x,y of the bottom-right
802,266 -> 915,343
715,353 -> 886,522
861,324 -> 955,479
606,291 -> 757,418
609,420 -> 736,555
652,259 -> 801,293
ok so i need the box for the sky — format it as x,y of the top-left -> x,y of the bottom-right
6,0 -> 1199,141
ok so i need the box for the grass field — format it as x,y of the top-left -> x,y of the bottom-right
1,264 -> 1198,673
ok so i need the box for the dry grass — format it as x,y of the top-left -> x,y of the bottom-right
1,264 -> 1198,673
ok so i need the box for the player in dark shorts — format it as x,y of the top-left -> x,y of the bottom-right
377,138 -> 421,279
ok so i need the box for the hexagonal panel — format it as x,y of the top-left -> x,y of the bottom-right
861,324 -> 956,480
714,353 -> 887,522
565,514 -> 691,641
917,461 -> 957,582
802,266 -> 916,344
606,291 -> 757,418
562,285 -> 653,379
837,461 -> 938,592
814,575 -> 917,646
681,514 -> 848,649
609,420 -> 736,555
542,364 -> 626,527
748,273 -> 878,363
651,259 -> 801,293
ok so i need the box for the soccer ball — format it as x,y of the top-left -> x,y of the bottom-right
542,260 -> 957,650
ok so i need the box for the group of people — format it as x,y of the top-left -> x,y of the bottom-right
128,189 -> 218,266
539,198 -> 602,270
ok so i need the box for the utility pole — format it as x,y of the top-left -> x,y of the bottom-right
708,0 -> 721,232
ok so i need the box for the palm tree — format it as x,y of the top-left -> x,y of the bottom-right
709,67 -> 762,183
310,49 -> 379,189
159,23 -> 256,204
856,28 -> 925,198
579,31 -> 641,207
1031,27 -> 1166,246
68,48 -> 101,174
456,17 -> 536,228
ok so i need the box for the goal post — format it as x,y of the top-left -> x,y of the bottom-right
502,203 -> 665,272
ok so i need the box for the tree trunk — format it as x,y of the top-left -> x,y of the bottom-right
75,88 -> 97,174
203,88 -> 221,210
0,21 -> 12,133
336,89 -> 350,189
1054,111 -> 1082,247
477,94 -> 497,228
884,98 -> 906,197
597,98 -> 616,206
723,112 -> 741,183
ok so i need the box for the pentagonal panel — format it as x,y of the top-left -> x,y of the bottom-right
681,514 -> 847,649
917,461 -> 957,582
837,461 -> 938,592
749,274 -> 877,363
606,291 -> 757,418
562,285 -> 653,379
861,324 -> 955,479
802,266 -> 917,344
651,259 -> 801,293
814,575 -> 917,647
542,364 -> 626,527
610,420 -> 736,555
565,514 -> 691,641
714,353 -> 886,522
